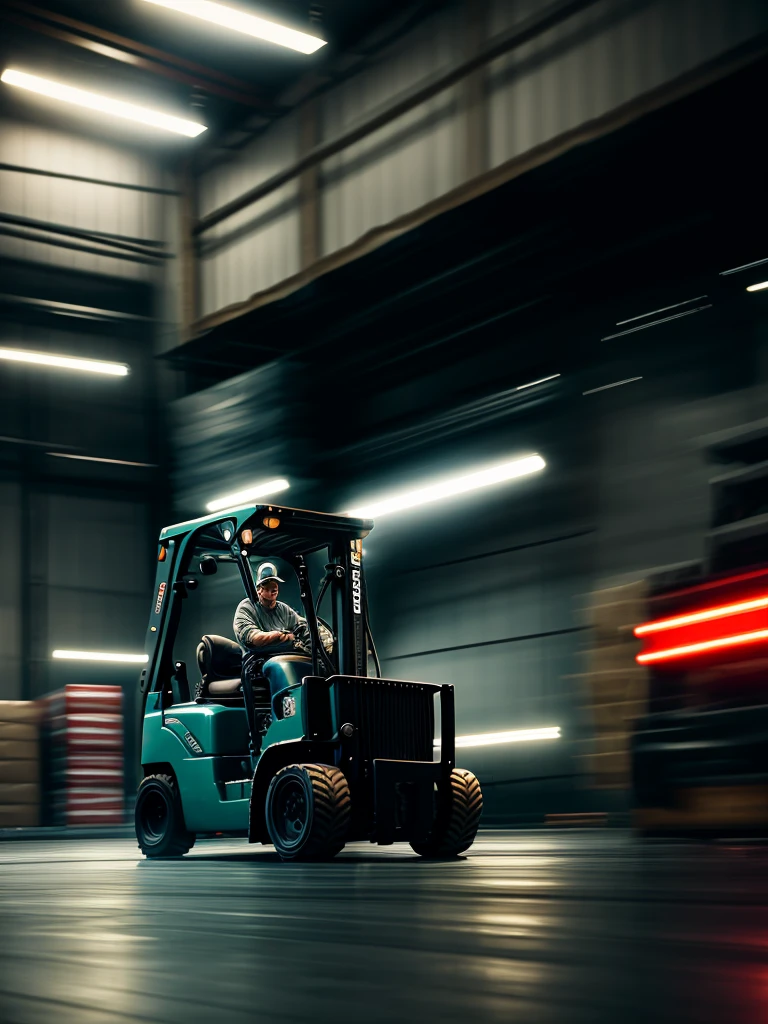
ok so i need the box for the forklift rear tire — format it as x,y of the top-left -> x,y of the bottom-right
265,764 -> 351,861
135,774 -> 195,858
410,768 -> 483,858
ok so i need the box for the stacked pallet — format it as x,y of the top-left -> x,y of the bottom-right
578,580 -> 650,789
41,684 -> 124,826
0,701 -> 41,827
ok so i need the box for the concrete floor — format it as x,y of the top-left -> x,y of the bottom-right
0,830 -> 766,1023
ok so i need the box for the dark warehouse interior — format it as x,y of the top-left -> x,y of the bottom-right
2,1 -> 768,1022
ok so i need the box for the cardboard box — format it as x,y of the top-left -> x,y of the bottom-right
0,722 -> 38,742
0,804 -> 40,827
0,701 -> 40,724
0,740 -> 38,760
0,783 -> 40,804
0,761 -> 40,784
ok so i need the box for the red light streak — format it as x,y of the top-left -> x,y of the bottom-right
637,628 -> 768,664
635,594 -> 768,636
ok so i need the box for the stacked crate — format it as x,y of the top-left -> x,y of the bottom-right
0,701 -> 41,827
42,684 -> 124,826
578,580 -> 650,788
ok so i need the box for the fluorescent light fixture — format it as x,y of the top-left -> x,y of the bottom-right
52,650 -> 148,663
583,377 -> 642,396
206,478 -> 290,512
0,347 -> 128,376
139,0 -> 327,54
1,68 -> 207,138
515,374 -> 560,391
345,455 -> 545,518
47,453 -> 156,467
746,281 -> 768,293
435,727 -> 561,748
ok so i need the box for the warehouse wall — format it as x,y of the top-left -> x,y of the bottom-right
0,116 -> 176,714
195,0 -> 768,321
170,296 -> 768,819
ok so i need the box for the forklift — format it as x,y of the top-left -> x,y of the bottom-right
135,502 -> 483,860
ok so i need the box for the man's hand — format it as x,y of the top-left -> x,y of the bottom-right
247,629 -> 294,647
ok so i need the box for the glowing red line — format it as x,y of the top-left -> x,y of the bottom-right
634,595 -> 768,635
637,628 -> 768,664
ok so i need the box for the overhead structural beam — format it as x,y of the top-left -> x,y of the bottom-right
0,293 -> 156,323
0,162 -> 179,196
194,0 -> 602,235
0,225 -> 165,265
0,212 -> 169,259
3,0 -> 276,111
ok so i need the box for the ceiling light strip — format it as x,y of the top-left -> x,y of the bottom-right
344,454 -> 545,518
746,281 -> 768,293
1,68 -> 207,137
0,347 -> 128,375
139,0 -> 326,54
434,727 -> 561,748
206,478 -> 290,512
635,595 -> 768,636
52,650 -> 148,663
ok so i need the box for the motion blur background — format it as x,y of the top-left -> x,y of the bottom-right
2,0 -> 768,827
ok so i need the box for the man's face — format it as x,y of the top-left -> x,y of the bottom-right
257,581 -> 279,609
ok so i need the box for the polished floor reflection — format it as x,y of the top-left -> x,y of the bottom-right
0,830 -> 766,1023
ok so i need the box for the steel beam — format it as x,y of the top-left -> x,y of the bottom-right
0,163 -> 179,196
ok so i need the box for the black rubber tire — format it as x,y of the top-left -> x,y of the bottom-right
135,773 -> 195,858
410,768 -> 483,858
265,764 -> 351,861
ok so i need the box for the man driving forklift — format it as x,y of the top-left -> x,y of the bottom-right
234,561 -> 305,657
234,561 -> 333,681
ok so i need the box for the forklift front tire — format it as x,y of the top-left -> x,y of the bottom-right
135,773 -> 195,858
410,768 -> 483,858
265,764 -> 351,861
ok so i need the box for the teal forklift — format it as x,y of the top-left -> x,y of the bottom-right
136,502 -> 483,860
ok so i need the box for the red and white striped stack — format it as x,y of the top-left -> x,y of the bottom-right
41,685 -> 124,826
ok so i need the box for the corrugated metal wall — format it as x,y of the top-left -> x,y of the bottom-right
0,117 -> 170,283
198,118 -> 300,318
195,0 -> 768,320
487,0 -> 767,166
319,5 -> 464,256
0,116 -> 169,708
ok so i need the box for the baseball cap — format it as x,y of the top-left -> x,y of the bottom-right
255,562 -> 285,585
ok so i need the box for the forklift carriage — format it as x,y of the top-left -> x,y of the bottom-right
135,503 -> 482,860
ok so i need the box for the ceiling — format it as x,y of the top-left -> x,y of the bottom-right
0,0 -> 433,159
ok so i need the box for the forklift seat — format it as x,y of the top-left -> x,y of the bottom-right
196,635 -> 243,699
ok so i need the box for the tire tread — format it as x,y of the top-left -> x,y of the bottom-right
410,768 -> 483,858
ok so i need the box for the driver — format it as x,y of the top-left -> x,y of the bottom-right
233,562 -> 307,658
